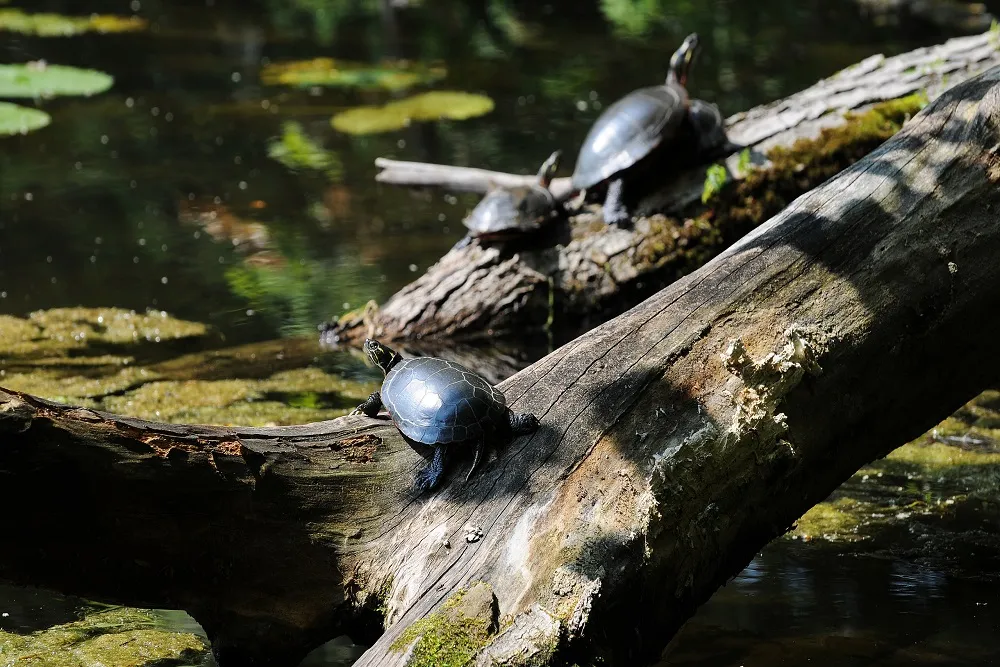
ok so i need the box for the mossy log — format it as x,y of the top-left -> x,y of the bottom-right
324,30 -> 1000,346
4,64 -> 1000,666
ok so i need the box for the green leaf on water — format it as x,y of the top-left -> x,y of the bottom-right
261,57 -> 446,92
331,91 -> 495,135
267,121 -> 343,181
0,62 -> 114,99
0,9 -> 148,36
0,101 -> 51,136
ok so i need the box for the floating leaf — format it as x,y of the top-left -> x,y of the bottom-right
261,57 -> 446,92
331,91 -> 495,135
0,101 -> 50,136
267,121 -> 343,181
0,62 -> 114,98
0,9 -> 148,36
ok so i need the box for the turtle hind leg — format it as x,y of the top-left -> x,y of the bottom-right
350,391 -> 383,417
602,178 -> 632,227
509,412 -> 540,436
415,446 -> 447,491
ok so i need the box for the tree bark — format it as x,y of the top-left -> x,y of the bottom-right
323,30 -> 1000,346
4,63 -> 1000,666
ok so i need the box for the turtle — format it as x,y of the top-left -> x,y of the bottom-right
350,338 -> 540,490
454,150 -> 564,249
570,32 -> 730,227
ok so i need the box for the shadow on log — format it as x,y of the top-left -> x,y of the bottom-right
324,31 -> 1000,346
5,59 -> 1000,667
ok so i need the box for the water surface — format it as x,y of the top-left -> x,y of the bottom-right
1,1 -> 997,665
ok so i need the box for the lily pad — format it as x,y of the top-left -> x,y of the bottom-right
331,91 -> 495,135
0,62 -> 114,98
261,57 -> 446,92
0,9 -> 148,36
0,101 -> 50,136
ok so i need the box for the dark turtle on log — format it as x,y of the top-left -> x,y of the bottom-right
455,150 -> 564,249
570,32 -> 731,226
350,338 -> 540,490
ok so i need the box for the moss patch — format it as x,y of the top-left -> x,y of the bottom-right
0,307 -> 377,426
0,607 -> 207,666
632,93 -> 928,275
789,388 -> 1000,544
389,582 -> 499,667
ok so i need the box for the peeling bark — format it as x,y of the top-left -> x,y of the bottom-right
324,30 -> 1000,346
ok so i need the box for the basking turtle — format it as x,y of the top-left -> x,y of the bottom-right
350,338 -> 540,490
455,150 -> 564,249
570,32 -> 729,226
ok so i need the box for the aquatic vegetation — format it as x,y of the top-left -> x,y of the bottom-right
331,91 -> 495,135
0,306 -> 377,425
260,57 -> 446,92
0,100 -> 50,135
0,9 -> 147,36
0,62 -> 114,99
267,121 -> 344,181
791,389 -> 1000,545
0,607 -> 207,666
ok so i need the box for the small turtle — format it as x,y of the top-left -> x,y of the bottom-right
455,150 -> 564,249
350,339 -> 540,490
570,32 -> 730,226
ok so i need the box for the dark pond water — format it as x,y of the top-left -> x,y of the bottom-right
2,0 -> 1000,665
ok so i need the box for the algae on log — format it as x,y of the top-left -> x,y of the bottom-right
325,30 -> 1000,345
5,66 -> 1000,666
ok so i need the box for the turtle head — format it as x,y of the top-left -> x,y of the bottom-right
537,150 -> 562,189
363,338 -> 402,375
668,33 -> 700,87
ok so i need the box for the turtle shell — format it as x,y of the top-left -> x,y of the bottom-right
381,357 -> 509,445
571,83 -> 689,191
464,183 -> 556,236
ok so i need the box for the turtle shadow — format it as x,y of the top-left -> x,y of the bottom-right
396,421 -> 560,498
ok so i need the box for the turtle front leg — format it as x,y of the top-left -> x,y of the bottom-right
350,391 -> 383,417
509,412 -> 540,436
416,446 -> 447,491
602,177 -> 632,227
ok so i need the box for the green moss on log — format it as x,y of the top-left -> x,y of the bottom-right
389,582 -> 499,667
634,92 -> 929,272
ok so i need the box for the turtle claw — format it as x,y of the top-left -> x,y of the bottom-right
465,441 -> 486,483
416,446 -> 446,491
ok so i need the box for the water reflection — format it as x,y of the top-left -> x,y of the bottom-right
662,541 -> 1000,666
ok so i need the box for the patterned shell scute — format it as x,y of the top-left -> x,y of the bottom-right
381,357 -> 508,446
465,184 -> 555,234
571,83 -> 689,191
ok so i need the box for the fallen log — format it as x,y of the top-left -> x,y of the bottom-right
4,63 -> 1000,666
324,30 -> 1000,346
